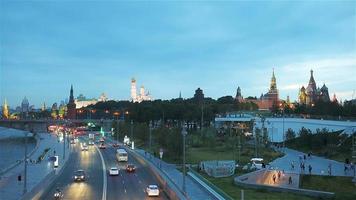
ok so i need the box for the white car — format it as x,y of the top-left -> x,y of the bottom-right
88,140 -> 94,145
109,167 -> 119,176
146,185 -> 159,197
81,143 -> 89,151
251,158 -> 264,170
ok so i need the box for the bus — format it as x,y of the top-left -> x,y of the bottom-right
116,149 -> 128,162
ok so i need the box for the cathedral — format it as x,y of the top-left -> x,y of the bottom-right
298,70 -> 330,106
130,78 -> 152,103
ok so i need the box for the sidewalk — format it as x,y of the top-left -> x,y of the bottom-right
0,132 -> 71,200
269,147 -> 355,177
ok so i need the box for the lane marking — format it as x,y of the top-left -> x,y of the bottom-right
125,189 -> 127,193
95,145 -> 107,200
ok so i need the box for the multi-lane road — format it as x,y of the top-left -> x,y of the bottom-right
41,134 -> 168,200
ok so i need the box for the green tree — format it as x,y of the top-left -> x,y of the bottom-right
285,128 -> 296,141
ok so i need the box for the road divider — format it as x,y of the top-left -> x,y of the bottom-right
95,144 -> 107,200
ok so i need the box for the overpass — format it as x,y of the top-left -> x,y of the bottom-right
0,119 -> 115,133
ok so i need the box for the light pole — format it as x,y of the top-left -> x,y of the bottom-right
149,121 -> 153,153
280,103 -> 285,152
181,123 -> 187,195
23,130 -> 28,194
130,120 -> 133,141
63,130 -> 66,160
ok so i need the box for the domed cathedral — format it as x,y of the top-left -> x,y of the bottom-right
298,70 -> 330,106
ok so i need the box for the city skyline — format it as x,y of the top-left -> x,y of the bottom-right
1,1 -> 355,107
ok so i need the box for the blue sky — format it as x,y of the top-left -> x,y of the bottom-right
1,1 -> 355,108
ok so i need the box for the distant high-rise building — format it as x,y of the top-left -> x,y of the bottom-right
41,102 -> 46,111
21,97 -> 29,119
194,88 -> 204,103
2,99 -> 9,119
130,78 -> 152,103
298,70 -> 330,105
67,85 -> 76,119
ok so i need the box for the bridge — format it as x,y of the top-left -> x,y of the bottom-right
0,119 -> 115,133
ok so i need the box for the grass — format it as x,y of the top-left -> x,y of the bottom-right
187,144 -> 283,166
300,175 -> 356,200
202,172 -> 315,200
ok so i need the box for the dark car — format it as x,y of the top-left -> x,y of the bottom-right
126,164 -> 136,172
73,170 -> 86,181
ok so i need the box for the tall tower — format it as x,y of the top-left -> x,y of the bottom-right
269,68 -> 278,93
67,85 -> 76,119
131,78 -> 137,102
2,99 -> 9,119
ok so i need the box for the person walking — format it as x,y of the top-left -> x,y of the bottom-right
272,174 -> 276,184
288,176 -> 292,184
308,164 -> 312,174
291,161 -> 295,170
328,163 -> 332,176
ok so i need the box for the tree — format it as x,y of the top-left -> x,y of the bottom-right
285,128 -> 296,141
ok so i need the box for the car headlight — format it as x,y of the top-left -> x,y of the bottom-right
81,176 -> 84,178
74,176 -> 78,179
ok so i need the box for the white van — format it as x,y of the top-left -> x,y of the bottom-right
250,158 -> 264,170
116,149 -> 128,162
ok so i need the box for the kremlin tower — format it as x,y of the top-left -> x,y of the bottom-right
66,85 -> 76,119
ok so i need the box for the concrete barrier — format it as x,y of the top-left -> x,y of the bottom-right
128,149 -> 188,200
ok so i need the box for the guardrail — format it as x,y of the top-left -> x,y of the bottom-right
188,167 -> 234,200
127,148 -> 188,200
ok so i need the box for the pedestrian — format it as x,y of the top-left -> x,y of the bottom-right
17,174 -> 21,182
308,152 -> 311,158
291,161 -> 295,170
288,176 -> 292,184
277,171 -> 281,179
328,163 -> 332,176
344,164 -> 348,173
54,149 -> 56,155
303,154 -> 306,160
272,174 -> 276,183
308,165 -> 312,174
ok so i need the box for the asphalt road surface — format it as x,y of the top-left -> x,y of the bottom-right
41,135 -> 169,200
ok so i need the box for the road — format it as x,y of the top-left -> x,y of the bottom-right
41,135 -> 169,200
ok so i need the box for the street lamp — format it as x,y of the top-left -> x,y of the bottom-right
279,103 -> 285,152
130,120 -> 133,142
149,121 -> 153,153
181,123 -> 188,195
23,128 -> 28,194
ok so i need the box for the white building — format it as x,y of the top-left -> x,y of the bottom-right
75,93 -> 109,109
130,78 -> 152,103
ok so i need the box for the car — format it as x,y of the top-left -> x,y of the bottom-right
73,170 -> 86,181
70,139 -> 75,144
99,137 -> 105,142
112,143 -> 119,148
250,158 -> 264,170
81,143 -> 89,151
146,185 -> 159,197
88,140 -> 94,145
109,167 -> 119,176
126,164 -> 136,172
99,143 -> 106,149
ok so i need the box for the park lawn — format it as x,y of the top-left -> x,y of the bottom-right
187,145 -> 283,165
300,175 -> 356,200
202,174 -> 315,200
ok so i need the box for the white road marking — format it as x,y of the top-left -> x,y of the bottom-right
95,145 -> 107,200
125,189 -> 127,193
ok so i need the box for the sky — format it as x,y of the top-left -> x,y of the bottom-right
1,0 -> 355,108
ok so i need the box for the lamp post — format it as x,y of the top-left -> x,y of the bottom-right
279,103 -> 285,152
130,120 -> 133,141
23,129 -> 28,194
63,131 -> 66,160
181,123 -> 188,195
149,121 -> 153,153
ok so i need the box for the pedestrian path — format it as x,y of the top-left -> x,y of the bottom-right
0,132 -> 71,200
269,147 -> 355,177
